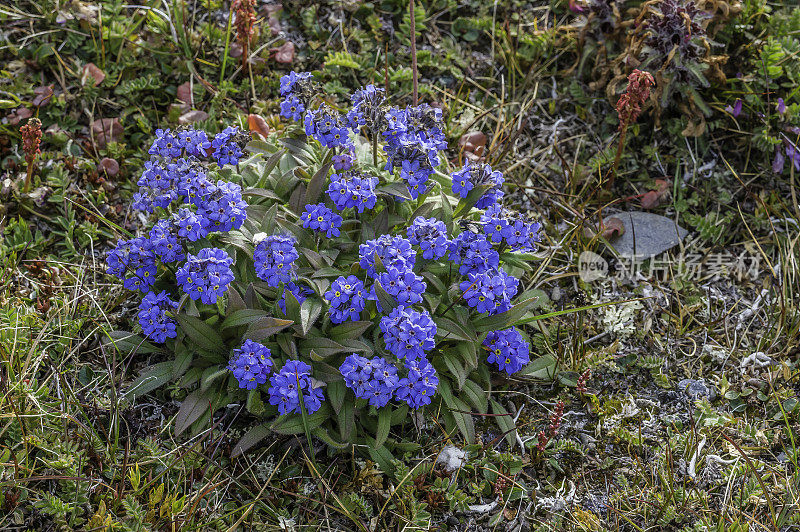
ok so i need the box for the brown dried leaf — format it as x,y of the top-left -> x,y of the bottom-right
32,85 -> 54,107
272,41 -> 295,64
90,118 -> 124,149
178,110 -> 209,125
230,42 -> 243,58
7,107 -> 32,126
98,157 -> 119,177
247,114 -> 270,139
81,63 -> 105,87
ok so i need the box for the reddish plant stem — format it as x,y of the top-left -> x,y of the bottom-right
409,0 -> 418,105
607,125 -> 627,190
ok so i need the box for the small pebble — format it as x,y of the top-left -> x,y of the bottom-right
677,378 -> 717,401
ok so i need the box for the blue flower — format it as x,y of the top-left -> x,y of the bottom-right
380,306 -> 437,361
450,161 -> 504,209
268,360 -> 324,415
326,172 -> 378,213
407,217 -> 450,260
301,203 -> 342,238
395,358 -> 438,409
229,339 -> 274,390
212,126 -> 246,165
175,247 -> 235,304
346,84 -> 387,133
376,267 -> 426,306
358,235 -> 416,277
133,160 -> 178,212
149,129 -> 182,158
447,231 -> 500,276
324,275 -> 367,323
173,208 -> 210,242
138,290 -> 178,343
148,219 -> 184,263
175,163 -> 216,206
459,268 -> 518,315
177,128 -> 212,157
253,235 -> 299,287
340,354 -> 399,408
280,95 -> 305,122
332,152 -> 353,171
484,328 -> 530,374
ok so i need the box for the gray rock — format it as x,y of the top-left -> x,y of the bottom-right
677,378 -> 717,401
603,211 -> 689,258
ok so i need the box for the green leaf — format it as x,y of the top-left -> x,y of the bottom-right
231,424 -> 271,458
440,350 -> 467,390
175,389 -> 211,435
327,380 -> 346,415
175,314 -> 226,353
172,349 -> 193,379
490,399 -> 516,446
472,296 -> 540,332
246,389 -> 267,416
434,317 -> 476,342
338,399 -> 355,441
329,321 -> 373,341
243,317 -> 295,340
125,361 -> 173,399
299,298 -> 323,335
312,427 -> 349,449
270,403 -> 331,435
375,407 -> 392,448
221,309 -> 270,329
367,443 -> 396,476
200,365 -> 228,392
462,379 -> 488,414
518,354 -> 557,380
373,280 -> 398,312
103,330 -> 161,355
304,161 -> 331,206
299,337 -> 369,358
438,380 -> 475,443
376,181 -> 413,200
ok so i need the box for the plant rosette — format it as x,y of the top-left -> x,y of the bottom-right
105,73 -> 548,463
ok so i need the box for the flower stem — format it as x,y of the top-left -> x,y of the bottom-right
607,125 -> 627,190
409,0 -> 418,106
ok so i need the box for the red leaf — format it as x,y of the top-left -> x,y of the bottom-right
263,3 -> 282,35
640,190 -> 661,209
178,110 -> 209,124
90,118 -> 124,149
98,157 -> 119,177
7,107 -> 32,126
81,63 -> 105,87
32,85 -> 54,107
272,41 -> 295,64
600,217 -> 625,240
247,114 -> 270,139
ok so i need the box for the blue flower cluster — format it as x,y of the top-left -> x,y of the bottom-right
254,234 -> 299,287
279,71 -> 313,122
451,161 -> 505,209
137,290 -> 178,343
359,235 -> 416,277
460,268 -> 519,315
481,205 -> 542,252
326,172 -> 379,213
347,85 -> 387,133
447,230 -> 500,276
107,236 -> 157,291
377,268 -> 426,306
108,126 -> 248,307
484,328 -> 530,374
268,360 -> 324,415
383,104 -> 447,198
395,358 -> 439,409
304,105 -> 351,148
324,275 -> 368,323
301,203 -> 343,238
380,306 -> 437,361
229,340 -> 274,390
176,247 -> 235,304
340,354 -> 399,408
407,217 -> 450,260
